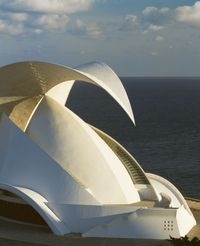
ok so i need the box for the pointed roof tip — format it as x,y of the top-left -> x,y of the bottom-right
133,117 -> 136,127
76,61 -> 137,127
129,112 -> 136,127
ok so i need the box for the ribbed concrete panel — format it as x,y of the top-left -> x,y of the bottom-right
91,125 -> 150,185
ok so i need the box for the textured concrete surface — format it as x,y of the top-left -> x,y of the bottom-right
0,198 -> 199,246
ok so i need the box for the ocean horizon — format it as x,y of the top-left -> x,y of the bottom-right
67,77 -> 200,199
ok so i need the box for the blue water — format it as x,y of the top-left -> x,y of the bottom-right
67,77 -> 200,199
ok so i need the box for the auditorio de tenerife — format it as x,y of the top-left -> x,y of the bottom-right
0,61 -> 196,239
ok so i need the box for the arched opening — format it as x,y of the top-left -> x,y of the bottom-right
0,189 -> 49,227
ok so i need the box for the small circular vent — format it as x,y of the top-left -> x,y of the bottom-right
163,220 -> 174,231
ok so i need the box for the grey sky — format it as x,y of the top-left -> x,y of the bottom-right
0,0 -> 200,76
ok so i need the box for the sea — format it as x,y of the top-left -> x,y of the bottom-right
67,77 -> 200,199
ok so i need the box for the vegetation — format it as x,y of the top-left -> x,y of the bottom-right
168,236 -> 200,246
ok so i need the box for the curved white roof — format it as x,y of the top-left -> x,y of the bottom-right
26,95 -> 140,204
0,113 -> 98,205
0,61 -> 196,239
0,61 -> 135,130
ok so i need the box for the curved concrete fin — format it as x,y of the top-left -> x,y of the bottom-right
46,80 -> 75,106
0,113 -> 99,206
89,125 -> 159,202
0,61 -> 135,130
90,124 -> 149,185
75,62 -> 135,125
0,183 -> 69,235
26,95 -> 140,204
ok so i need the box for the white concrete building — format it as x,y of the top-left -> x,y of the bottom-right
0,61 -> 196,239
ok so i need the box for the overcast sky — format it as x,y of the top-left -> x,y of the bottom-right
0,0 -> 200,76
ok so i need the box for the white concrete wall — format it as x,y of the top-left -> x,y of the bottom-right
83,206 -> 195,239
26,95 -> 140,204
47,203 -> 138,233
0,113 -> 98,205
176,205 -> 196,236
0,61 -> 195,240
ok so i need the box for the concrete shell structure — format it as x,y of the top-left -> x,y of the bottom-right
0,61 -> 196,239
